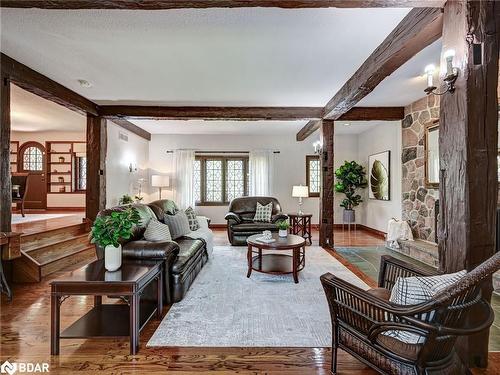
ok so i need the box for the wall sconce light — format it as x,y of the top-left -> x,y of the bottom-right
424,49 -> 459,96
313,140 -> 323,155
129,163 -> 137,173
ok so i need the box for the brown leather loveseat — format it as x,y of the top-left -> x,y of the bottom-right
225,196 -> 288,245
95,199 -> 209,304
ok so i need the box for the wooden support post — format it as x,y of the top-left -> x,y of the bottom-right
438,0 -> 499,368
86,115 -> 107,221
0,76 -> 11,233
319,120 -> 334,247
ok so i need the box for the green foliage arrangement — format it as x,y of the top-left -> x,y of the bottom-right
334,161 -> 368,210
119,194 -> 134,205
276,219 -> 290,230
90,208 -> 141,248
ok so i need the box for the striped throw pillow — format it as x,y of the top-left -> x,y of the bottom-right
185,207 -> 200,231
384,269 -> 466,344
253,202 -> 273,222
144,219 -> 172,242
163,211 -> 191,239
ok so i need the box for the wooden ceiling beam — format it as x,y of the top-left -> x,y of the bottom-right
323,7 -> 443,120
0,1 -> 446,10
111,118 -> 152,141
99,106 -> 324,120
1,53 -> 99,116
296,106 -> 404,140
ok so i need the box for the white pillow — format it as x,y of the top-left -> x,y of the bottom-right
383,270 -> 466,344
253,202 -> 273,222
144,219 -> 172,242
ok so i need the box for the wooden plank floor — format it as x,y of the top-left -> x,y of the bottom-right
1,223 -> 498,374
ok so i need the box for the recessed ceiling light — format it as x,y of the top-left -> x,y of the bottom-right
77,79 -> 92,88
344,123 -> 350,126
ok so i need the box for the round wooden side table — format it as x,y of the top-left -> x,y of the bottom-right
246,233 -> 306,283
288,213 -> 313,245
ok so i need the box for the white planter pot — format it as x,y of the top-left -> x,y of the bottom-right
104,244 -> 122,272
343,209 -> 356,223
279,229 -> 288,238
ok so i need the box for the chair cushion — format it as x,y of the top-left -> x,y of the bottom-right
253,202 -> 273,222
231,222 -> 278,232
171,238 -> 205,274
366,287 -> 391,300
144,219 -> 172,242
185,207 -> 200,231
164,211 -> 191,240
385,269 -> 466,344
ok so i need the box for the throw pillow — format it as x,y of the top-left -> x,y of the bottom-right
384,269 -> 466,344
144,219 -> 172,242
185,207 -> 200,231
163,211 -> 191,239
253,202 -> 273,222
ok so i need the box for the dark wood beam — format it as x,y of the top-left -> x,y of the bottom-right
99,106 -> 323,120
1,53 -> 99,116
111,119 -> 151,141
438,0 -> 498,368
86,115 -> 107,221
0,1 -> 446,10
319,119 -> 334,248
296,106 -> 404,141
323,7 -> 443,120
0,76 -> 12,233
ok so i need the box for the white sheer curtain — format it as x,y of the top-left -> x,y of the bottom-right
249,150 -> 274,196
174,149 -> 195,209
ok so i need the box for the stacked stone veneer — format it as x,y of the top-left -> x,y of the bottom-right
402,95 -> 440,242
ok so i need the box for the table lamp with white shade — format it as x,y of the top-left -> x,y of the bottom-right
151,175 -> 170,199
292,185 -> 309,215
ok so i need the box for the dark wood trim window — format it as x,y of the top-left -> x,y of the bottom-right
306,155 -> 320,197
74,155 -> 87,191
194,155 -> 249,206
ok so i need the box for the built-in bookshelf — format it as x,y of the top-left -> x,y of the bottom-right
10,141 -> 19,173
46,141 -> 86,194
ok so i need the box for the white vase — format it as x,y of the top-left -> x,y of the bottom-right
104,244 -> 122,272
279,229 -> 288,238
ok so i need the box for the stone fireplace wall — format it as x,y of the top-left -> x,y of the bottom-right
402,95 -> 440,242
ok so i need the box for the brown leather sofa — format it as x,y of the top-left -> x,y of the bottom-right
225,196 -> 288,245
95,199 -> 209,304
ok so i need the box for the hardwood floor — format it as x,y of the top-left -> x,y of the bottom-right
1,226 -> 497,374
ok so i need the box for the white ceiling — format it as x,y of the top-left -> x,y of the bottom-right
1,8 -> 410,107
10,84 -> 86,133
334,120 -> 395,135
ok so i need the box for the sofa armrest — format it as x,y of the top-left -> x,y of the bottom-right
225,212 -> 242,224
122,240 -> 180,260
271,214 -> 289,223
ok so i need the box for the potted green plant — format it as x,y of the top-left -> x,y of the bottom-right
276,219 -> 290,238
119,194 -> 134,205
90,207 -> 140,271
334,161 -> 368,223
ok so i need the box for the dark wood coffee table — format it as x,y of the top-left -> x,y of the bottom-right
246,233 -> 306,283
50,259 -> 163,355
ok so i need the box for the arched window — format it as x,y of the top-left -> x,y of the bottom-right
19,142 -> 44,172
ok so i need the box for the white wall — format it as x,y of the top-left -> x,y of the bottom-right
11,130 -> 86,208
148,134 -> 319,224
105,121 -> 151,207
356,122 -> 402,232
333,134 -> 358,224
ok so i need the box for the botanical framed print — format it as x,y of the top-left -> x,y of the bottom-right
368,150 -> 390,201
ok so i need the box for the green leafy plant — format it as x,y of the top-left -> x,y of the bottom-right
334,161 -> 368,210
276,219 -> 290,230
119,194 -> 134,205
90,207 -> 141,248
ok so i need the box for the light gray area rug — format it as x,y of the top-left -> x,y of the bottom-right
148,245 -> 368,347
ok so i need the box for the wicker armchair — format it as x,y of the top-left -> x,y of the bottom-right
321,253 -> 500,375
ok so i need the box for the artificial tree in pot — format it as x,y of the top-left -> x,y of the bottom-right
90,207 -> 140,271
334,161 -> 368,223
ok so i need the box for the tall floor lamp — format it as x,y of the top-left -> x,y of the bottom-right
152,175 -> 170,199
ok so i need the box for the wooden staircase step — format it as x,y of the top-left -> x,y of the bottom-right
40,246 -> 96,278
27,234 -> 93,265
21,222 -> 89,252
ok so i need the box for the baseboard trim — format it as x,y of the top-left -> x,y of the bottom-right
332,223 -> 386,239
209,224 -> 227,229
46,207 -> 85,211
